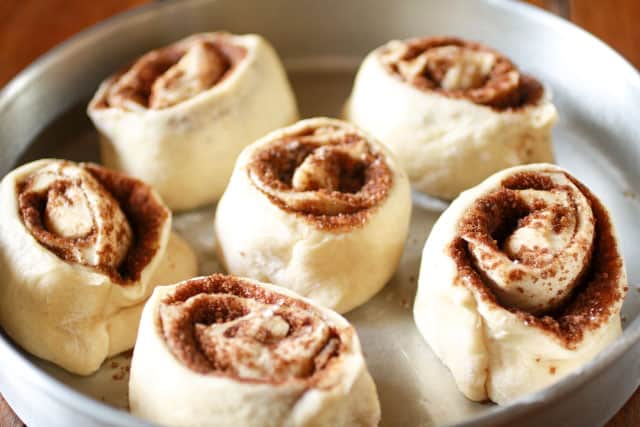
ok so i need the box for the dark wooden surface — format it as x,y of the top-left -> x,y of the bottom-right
0,395 -> 22,427
0,1 -> 638,426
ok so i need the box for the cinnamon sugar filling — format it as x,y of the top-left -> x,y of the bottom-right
17,162 -> 168,284
96,33 -> 246,110
380,36 -> 543,110
248,125 -> 393,230
159,274 -> 347,386
449,171 -> 624,347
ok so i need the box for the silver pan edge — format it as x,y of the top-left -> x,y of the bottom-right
0,1 -> 639,426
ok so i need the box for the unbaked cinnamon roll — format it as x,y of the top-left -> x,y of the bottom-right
344,36 -> 557,200
0,160 -> 197,375
130,274 -> 380,427
413,163 -> 627,404
214,118 -> 411,313
88,32 -> 298,211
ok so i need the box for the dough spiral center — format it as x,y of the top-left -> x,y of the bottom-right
458,172 -> 596,314
159,275 -> 342,384
248,124 -> 392,224
16,161 -> 169,284
449,169 -> 625,347
380,37 -> 543,109
100,34 -> 246,111
18,162 -> 132,270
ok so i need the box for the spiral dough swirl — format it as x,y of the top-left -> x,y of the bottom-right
380,36 -> 543,110
450,169 -> 625,346
248,123 -> 393,230
98,33 -> 246,111
159,274 -> 348,385
17,161 -> 168,283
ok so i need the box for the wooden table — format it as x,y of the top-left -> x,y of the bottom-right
1,1 -> 639,426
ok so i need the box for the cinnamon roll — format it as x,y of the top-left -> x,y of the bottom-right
0,160 -> 198,375
129,274 -> 380,427
88,32 -> 298,211
214,118 -> 411,313
413,163 -> 627,403
344,36 -> 557,200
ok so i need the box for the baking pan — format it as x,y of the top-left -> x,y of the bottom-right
0,0 -> 639,426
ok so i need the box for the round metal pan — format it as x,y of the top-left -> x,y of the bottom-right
0,1 -> 639,426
